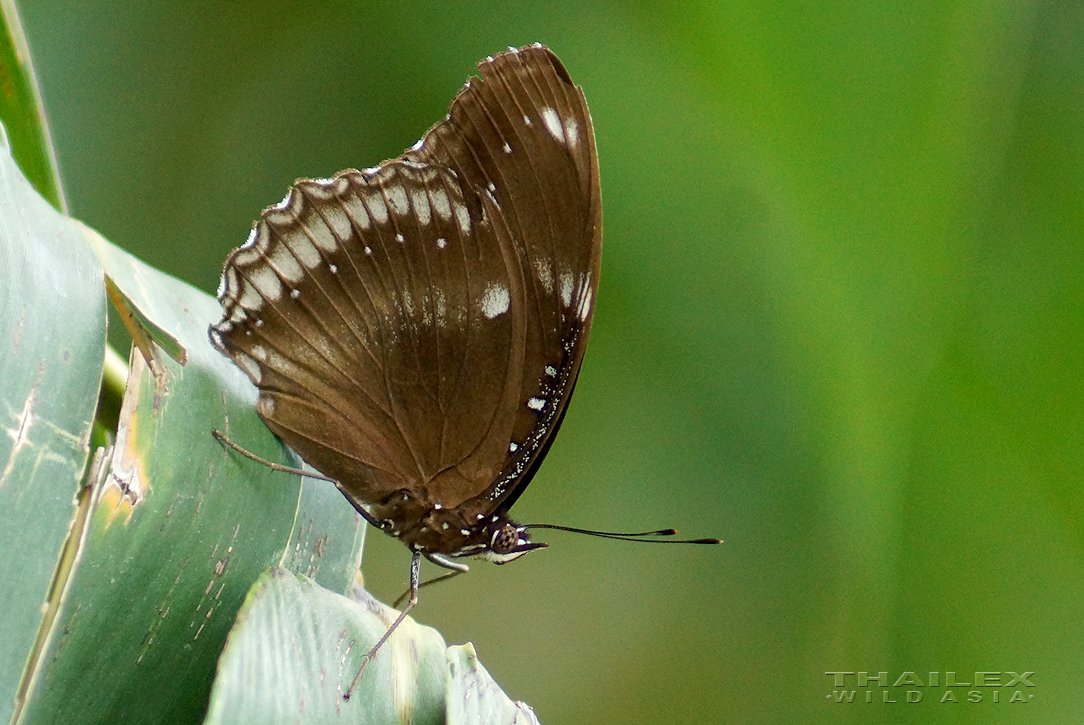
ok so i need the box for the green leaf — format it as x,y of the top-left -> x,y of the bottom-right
0,124 -> 104,724
0,0 -> 65,211
204,568 -> 448,725
0,126 -> 365,721
205,570 -> 536,725
445,644 -> 539,725
15,233 -> 367,724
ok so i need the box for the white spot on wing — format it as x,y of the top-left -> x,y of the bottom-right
527,397 -> 545,411
269,244 -> 303,283
431,189 -> 452,220
559,272 -> 574,306
454,203 -> 471,234
238,281 -> 262,310
480,283 -> 510,319
386,185 -> 408,216
284,230 -> 320,268
236,353 -> 261,383
411,189 -> 431,226
502,142 -> 512,154
250,266 -> 283,300
534,259 -> 553,294
433,289 -> 447,322
542,107 -> 565,143
578,272 -> 594,321
339,195 -> 370,230
436,237 -> 447,249
320,206 -> 351,248
302,222 -> 336,256
365,193 -> 389,224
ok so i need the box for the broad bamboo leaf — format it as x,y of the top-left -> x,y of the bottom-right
0,125 -> 103,724
0,0 -> 65,210
204,568 -> 447,725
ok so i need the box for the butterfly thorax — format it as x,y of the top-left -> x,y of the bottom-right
370,487 -> 542,563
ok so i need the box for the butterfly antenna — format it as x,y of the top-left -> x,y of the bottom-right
523,523 -> 721,545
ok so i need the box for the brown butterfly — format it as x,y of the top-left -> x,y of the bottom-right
209,44 -> 717,698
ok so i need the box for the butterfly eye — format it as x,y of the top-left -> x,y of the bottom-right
490,523 -> 520,554
485,523 -> 546,565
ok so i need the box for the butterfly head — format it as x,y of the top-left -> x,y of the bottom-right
483,518 -> 548,564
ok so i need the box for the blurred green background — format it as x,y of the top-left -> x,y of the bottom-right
17,0 -> 1082,722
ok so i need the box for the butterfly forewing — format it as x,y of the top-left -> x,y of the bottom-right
211,44 -> 600,554
405,45 -> 602,510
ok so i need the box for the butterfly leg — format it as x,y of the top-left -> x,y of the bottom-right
344,549 -> 423,700
392,572 -> 462,608
392,553 -> 469,608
